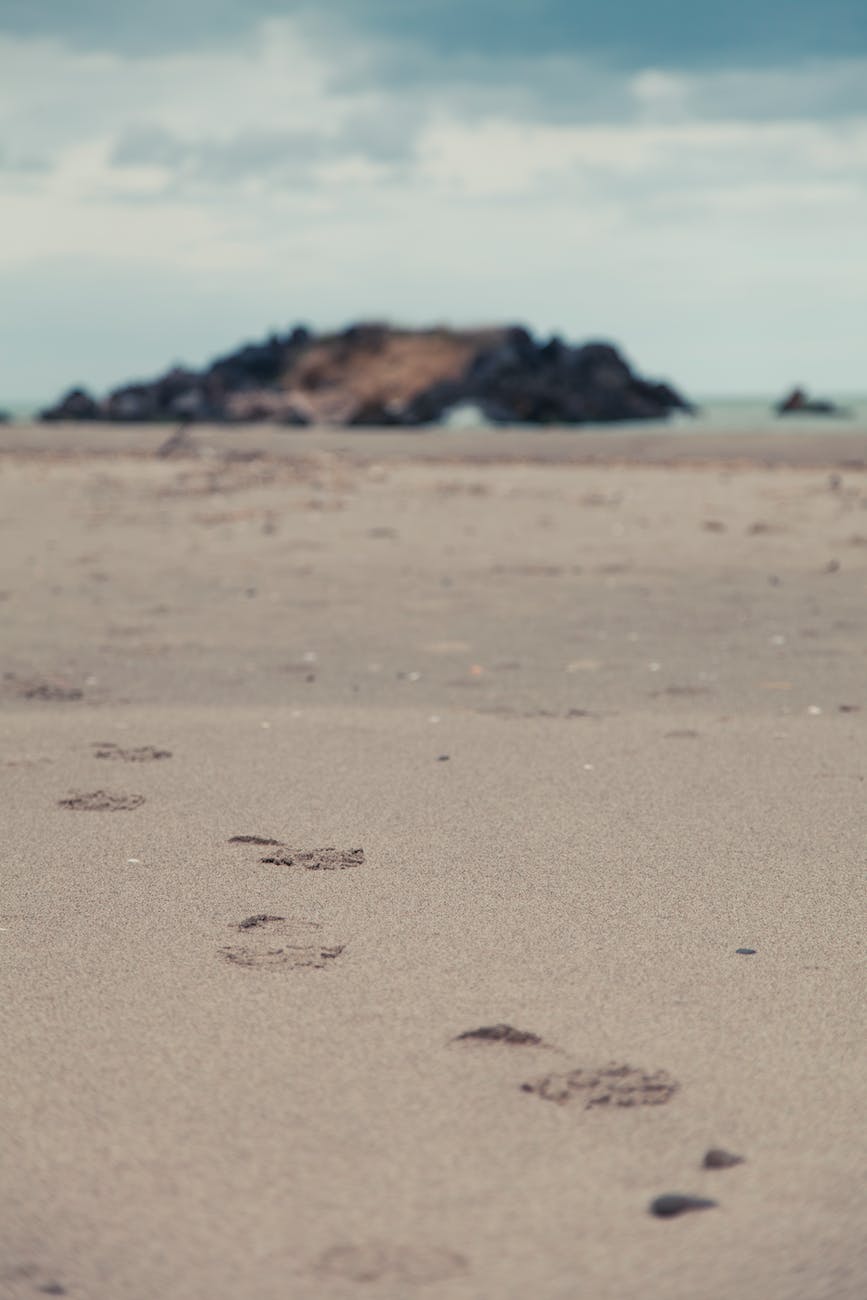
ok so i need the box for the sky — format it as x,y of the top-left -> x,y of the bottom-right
1,1 -> 866,405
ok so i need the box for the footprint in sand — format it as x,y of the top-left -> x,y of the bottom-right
8,675 -> 83,702
58,790 -> 145,811
259,847 -> 364,870
521,1062 -> 678,1109
315,1242 -> 467,1286
92,742 -> 171,762
0,1264 -> 69,1295
228,835 -> 284,846
220,914 -> 345,970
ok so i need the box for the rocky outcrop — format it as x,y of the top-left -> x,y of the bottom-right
40,323 -> 693,426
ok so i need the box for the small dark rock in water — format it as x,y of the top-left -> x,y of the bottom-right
455,1024 -> 543,1046
703,1148 -> 745,1169
650,1193 -> 717,1218
735,947 -> 757,955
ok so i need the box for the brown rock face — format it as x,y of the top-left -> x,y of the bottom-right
39,322 -> 693,426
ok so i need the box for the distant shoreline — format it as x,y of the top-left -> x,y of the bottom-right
2,420 -> 866,469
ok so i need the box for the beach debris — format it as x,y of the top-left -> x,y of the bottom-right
259,847 -> 364,870
455,1024 -> 543,1047
735,947 -> 757,955
58,790 -> 145,811
521,1063 -> 678,1109
650,1193 -> 717,1219
156,421 -> 196,458
703,1148 -> 745,1169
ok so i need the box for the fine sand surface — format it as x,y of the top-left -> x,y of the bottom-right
1,426 -> 866,1299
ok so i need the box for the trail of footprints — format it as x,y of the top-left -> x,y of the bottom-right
55,741 -> 173,812
220,837 -> 363,970
226,826 -> 743,1260
32,805 -> 742,1289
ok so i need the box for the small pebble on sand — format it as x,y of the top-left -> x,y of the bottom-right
650,1194 -> 717,1219
703,1148 -> 745,1169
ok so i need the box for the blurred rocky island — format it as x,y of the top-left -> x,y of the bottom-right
40,323 -> 693,427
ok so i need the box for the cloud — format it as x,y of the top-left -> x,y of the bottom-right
110,124 -> 333,190
2,0 -> 866,67
1,15 -> 866,401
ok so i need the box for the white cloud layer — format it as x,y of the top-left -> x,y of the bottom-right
1,21 -> 866,401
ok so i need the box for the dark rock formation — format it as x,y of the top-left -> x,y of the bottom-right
39,323 -> 693,426
41,387 -> 101,421
776,387 -> 850,417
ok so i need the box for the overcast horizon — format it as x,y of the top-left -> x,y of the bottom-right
2,1 -> 866,406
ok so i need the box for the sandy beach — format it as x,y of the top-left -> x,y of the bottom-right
2,424 -> 866,1300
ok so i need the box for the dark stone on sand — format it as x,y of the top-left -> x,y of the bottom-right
237,914 -> 285,930
736,947 -> 757,955
37,323 -> 693,427
437,754 -> 450,761
703,1148 -> 745,1169
650,1193 -> 717,1218
455,1024 -> 543,1046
